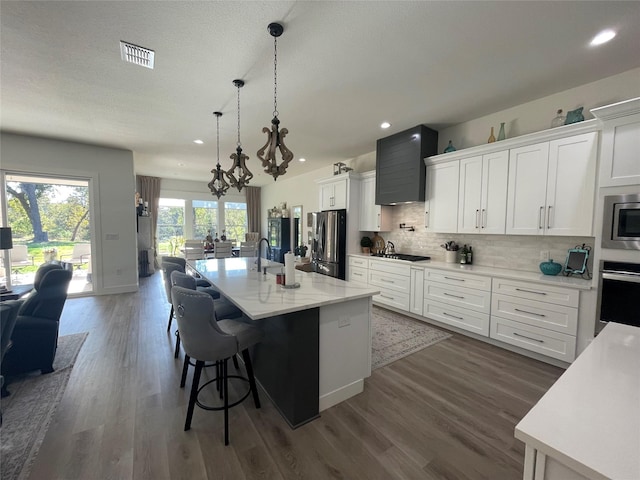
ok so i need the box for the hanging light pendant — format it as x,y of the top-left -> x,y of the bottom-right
226,79 -> 253,192
257,22 -> 293,181
208,111 -> 230,199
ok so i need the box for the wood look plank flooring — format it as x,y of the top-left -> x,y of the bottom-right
27,272 -> 563,480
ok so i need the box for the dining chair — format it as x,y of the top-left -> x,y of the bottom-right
239,242 -> 257,257
214,241 -> 233,259
171,285 -> 262,445
183,240 -> 205,261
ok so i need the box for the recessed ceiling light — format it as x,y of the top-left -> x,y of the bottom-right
380,122 -> 391,129
299,157 -> 306,162
590,29 -> 616,46
193,139 -> 204,144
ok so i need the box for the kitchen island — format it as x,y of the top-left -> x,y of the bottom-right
515,322 -> 640,480
190,257 -> 379,428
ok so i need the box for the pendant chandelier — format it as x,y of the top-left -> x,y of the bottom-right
257,22 -> 294,181
207,111 -> 230,199
226,79 -> 253,192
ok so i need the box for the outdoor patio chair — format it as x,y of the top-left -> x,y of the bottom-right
10,245 -> 34,271
59,243 -> 91,266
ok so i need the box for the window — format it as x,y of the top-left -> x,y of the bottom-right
224,202 -> 247,243
157,198 -> 184,254
192,200 -> 218,239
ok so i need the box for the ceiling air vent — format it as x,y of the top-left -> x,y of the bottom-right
120,41 -> 154,69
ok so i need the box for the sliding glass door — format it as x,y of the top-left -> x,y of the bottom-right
2,173 -> 93,295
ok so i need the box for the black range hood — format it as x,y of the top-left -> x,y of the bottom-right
375,124 -> 438,205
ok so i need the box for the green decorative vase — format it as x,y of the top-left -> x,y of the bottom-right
497,122 -> 506,141
539,259 -> 562,276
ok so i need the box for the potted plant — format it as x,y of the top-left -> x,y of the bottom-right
360,236 -> 373,254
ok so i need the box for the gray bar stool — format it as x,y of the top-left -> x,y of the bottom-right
171,286 -> 262,445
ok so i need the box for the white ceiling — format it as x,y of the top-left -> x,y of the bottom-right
2,1 -> 639,187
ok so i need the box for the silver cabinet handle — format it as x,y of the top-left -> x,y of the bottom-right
381,278 -> 395,284
380,294 -> 394,300
443,311 -> 464,320
424,211 -> 429,228
513,332 -> 544,343
547,205 -> 552,229
475,209 -> 480,229
444,276 -> 465,282
481,208 -> 486,229
539,206 -> 544,229
377,213 -> 381,228
443,292 -> 465,299
515,308 -> 546,317
515,288 -> 546,295
352,272 -> 363,277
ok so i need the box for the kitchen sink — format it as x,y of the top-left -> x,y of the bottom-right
374,253 -> 431,262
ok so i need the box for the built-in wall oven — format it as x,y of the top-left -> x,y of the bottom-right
596,260 -> 640,334
601,193 -> 640,250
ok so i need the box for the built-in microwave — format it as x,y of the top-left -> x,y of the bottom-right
601,193 -> 640,250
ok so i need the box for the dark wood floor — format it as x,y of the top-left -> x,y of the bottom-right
28,271 -> 563,480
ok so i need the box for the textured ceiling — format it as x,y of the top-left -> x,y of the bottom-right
1,1 -> 639,186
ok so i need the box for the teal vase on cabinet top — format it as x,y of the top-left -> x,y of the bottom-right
497,122 -> 506,141
444,140 -> 456,153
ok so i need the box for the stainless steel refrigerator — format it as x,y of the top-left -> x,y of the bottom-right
311,209 -> 347,280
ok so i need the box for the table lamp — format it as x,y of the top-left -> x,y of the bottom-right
0,227 -> 13,292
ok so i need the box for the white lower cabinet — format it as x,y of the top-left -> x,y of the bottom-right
409,267 -> 424,316
490,278 -> 578,362
423,269 -> 491,336
369,259 -> 411,312
349,266 -> 368,284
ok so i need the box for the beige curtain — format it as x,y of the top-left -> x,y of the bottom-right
136,175 -> 161,268
245,186 -> 261,235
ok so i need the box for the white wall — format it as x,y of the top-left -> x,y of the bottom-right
1,132 -> 137,295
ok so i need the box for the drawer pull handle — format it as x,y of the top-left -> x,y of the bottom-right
513,332 -> 544,343
515,288 -> 546,295
381,278 -> 395,284
443,311 -> 464,320
443,292 -> 465,299
380,294 -> 394,300
353,272 -> 363,277
514,308 -> 546,317
444,276 -> 465,282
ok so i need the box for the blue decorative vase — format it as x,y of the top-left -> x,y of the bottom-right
444,140 -> 456,153
539,259 -> 562,276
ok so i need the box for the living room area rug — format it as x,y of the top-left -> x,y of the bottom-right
1,332 -> 88,480
372,306 -> 451,370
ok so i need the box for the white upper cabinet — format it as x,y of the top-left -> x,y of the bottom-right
319,177 -> 348,210
425,162 -> 459,233
359,172 -> 393,232
506,133 -> 597,236
506,142 -> 550,235
458,150 -> 509,234
591,97 -> 640,188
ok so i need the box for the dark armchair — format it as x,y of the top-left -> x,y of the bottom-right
1,263 -> 72,376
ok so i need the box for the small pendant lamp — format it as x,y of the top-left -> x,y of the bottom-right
257,22 -> 294,181
226,79 -> 253,192
207,111 -> 230,199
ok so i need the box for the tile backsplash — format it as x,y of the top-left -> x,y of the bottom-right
364,203 -> 595,273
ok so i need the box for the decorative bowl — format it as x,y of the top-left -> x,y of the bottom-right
539,259 -> 563,276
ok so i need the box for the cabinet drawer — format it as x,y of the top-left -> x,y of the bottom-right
425,269 -> 491,291
349,256 -> 369,269
490,316 -> 576,362
423,299 -> 490,337
424,282 -> 491,314
374,290 -> 410,312
492,278 -> 579,307
369,271 -> 410,294
369,260 -> 411,277
492,294 -> 578,335
349,266 -> 369,284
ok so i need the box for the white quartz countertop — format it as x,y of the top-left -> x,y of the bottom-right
349,253 -> 593,290
515,323 -> 640,480
191,257 -> 380,320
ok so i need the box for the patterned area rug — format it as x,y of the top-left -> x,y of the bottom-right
1,332 -> 88,480
372,306 -> 451,369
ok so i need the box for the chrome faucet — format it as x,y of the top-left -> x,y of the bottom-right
257,237 -> 272,274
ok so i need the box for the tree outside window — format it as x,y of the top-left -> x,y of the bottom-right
224,202 -> 247,244
193,200 -> 218,239
157,198 -> 184,254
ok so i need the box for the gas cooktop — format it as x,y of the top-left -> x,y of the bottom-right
374,253 -> 431,262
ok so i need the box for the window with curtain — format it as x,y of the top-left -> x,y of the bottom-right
224,202 -> 247,243
157,198 -> 184,254
193,200 -> 218,239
